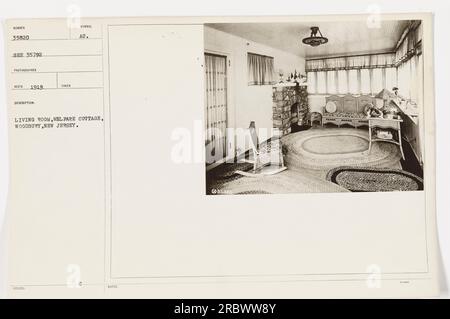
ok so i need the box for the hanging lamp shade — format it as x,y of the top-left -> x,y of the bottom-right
302,26 -> 328,47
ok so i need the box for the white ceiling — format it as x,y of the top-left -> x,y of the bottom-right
207,20 -> 410,59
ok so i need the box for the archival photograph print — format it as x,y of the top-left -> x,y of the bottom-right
204,18 -> 425,195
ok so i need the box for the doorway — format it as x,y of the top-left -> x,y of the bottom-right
204,53 -> 228,166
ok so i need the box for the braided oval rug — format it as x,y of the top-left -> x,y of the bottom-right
326,166 -> 423,192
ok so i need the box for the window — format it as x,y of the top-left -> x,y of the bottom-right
410,56 -> 418,102
308,67 -> 397,95
385,68 -> 397,92
348,70 -> 359,94
305,52 -> 401,95
398,61 -> 411,99
327,71 -> 337,94
247,53 -> 275,85
371,68 -> 383,94
337,70 -> 348,94
308,72 -> 316,94
316,71 -> 326,94
360,69 -> 371,94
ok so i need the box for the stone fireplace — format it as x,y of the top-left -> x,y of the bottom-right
272,84 -> 308,136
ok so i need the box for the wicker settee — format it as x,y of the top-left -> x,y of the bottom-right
322,94 -> 382,128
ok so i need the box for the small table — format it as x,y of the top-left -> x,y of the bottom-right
368,117 -> 405,160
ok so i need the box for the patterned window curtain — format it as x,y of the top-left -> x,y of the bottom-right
311,67 -> 397,95
247,53 -> 275,85
349,55 -> 371,69
395,21 -> 422,100
306,59 -> 326,71
395,22 -> 421,67
305,53 -> 395,72
325,57 -> 347,70
305,53 -> 399,95
371,54 -> 394,68
395,36 -> 415,66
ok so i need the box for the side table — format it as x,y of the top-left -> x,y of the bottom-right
368,117 -> 405,160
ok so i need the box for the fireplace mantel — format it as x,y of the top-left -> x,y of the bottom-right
272,84 -> 308,136
273,82 -> 307,88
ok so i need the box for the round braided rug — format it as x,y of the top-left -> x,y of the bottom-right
281,128 -> 402,178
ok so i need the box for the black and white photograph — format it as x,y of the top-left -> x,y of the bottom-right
205,19 -> 425,194
0,2 -> 447,300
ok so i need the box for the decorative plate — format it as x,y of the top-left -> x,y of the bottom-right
325,101 -> 337,113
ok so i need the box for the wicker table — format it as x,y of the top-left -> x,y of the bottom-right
368,117 -> 405,160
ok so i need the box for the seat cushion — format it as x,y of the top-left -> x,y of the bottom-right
323,112 -> 367,119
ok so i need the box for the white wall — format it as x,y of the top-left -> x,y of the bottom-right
204,26 -> 305,154
308,95 -> 327,114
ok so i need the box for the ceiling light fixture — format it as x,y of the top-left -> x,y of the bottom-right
302,26 -> 328,47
